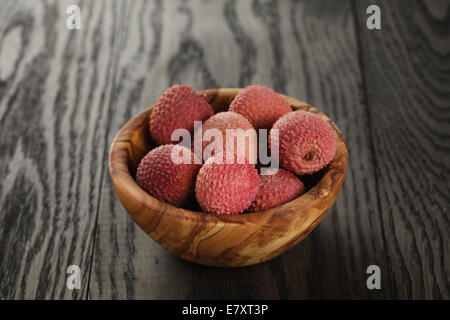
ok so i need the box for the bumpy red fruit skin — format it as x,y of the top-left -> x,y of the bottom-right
270,110 -> 336,175
195,153 -> 260,215
249,169 -> 306,212
193,111 -> 257,163
150,84 -> 214,145
229,85 -> 292,130
136,144 -> 201,207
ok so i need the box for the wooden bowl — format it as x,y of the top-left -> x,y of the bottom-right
109,88 -> 348,267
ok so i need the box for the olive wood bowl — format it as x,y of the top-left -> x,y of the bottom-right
109,88 -> 348,267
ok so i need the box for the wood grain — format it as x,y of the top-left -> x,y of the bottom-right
355,0 -> 449,299
0,0 -> 447,300
0,0 -> 125,299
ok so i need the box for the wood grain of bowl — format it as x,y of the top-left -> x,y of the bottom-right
109,88 -> 348,267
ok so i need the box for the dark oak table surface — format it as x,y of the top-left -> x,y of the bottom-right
0,0 -> 448,299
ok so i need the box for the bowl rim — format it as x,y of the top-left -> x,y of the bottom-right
109,88 -> 348,226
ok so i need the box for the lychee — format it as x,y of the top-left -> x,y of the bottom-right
195,153 -> 260,215
249,168 -> 306,212
193,111 -> 257,163
270,110 -> 336,175
229,85 -> 292,130
136,144 -> 200,206
150,84 -> 214,145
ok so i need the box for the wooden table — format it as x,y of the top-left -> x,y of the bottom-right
0,0 -> 448,300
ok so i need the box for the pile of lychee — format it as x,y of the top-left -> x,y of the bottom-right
136,84 -> 336,215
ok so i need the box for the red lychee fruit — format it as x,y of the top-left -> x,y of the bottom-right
150,84 -> 214,145
195,153 -> 260,215
136,144 -> 201,206
270,110 -> 336,175
249,168 -> 306,212
229,84 -> 292,130
193,111 -> 257,164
